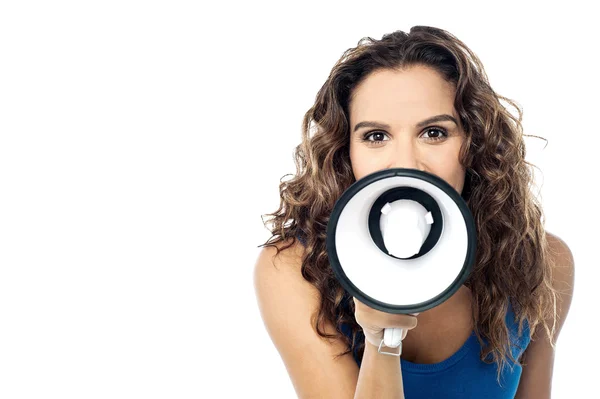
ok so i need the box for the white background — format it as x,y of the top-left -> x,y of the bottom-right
0,1 -> 597,398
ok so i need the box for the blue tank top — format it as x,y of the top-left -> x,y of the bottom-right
296,233 -> 531,398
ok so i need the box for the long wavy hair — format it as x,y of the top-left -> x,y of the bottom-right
258,26 -> 558,384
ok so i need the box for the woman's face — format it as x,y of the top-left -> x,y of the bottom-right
348,65 -> 467,195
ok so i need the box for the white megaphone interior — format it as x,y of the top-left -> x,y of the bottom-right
335,175 -> 468,306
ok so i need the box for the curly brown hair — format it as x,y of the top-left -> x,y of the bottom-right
258,25 -> 559,384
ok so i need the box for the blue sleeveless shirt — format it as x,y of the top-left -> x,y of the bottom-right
296,233 -> 531,398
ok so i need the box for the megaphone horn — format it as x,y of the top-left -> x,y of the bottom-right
326,168 -> 477,355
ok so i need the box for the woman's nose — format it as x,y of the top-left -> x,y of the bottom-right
387,147 -> 419,170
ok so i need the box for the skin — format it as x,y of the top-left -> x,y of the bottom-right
348,64 -> 466,194
347,64 -> 474,363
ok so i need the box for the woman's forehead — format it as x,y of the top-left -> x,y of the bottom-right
349,66 -> 456,122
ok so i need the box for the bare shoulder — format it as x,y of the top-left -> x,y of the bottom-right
545,232 -> 574,270
253,237 -> 359,398
526,231 -> 574,342
254,237 -> 306,275
513,232 -> 575,397
545,231 -> 575,335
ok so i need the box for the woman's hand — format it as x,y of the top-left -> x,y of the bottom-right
353,297 -> 419,348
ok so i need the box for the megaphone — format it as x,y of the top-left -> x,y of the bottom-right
326,168 -> 477,356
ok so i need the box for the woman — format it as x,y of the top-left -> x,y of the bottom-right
254,26 -> 574,398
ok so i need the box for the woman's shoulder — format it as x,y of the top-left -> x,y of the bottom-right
258,236 -> 305,264
254,236 -> 319,322
253,238 -> 359,397
254,237 -> 308,294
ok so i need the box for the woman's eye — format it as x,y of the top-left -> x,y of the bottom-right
361,127 -> 448,145
362,131 -> 388,143
422,127 -> 448,140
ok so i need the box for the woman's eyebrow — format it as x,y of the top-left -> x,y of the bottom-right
353,114 -> 459,132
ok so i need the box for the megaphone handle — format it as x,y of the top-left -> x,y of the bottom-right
378,328 -> 404,356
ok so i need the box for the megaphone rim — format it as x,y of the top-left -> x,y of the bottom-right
326,167 -> 477,314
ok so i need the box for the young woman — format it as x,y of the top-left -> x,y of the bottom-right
254,26 -> 574,399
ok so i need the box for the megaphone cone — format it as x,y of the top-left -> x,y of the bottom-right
326,168 -> 477,355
